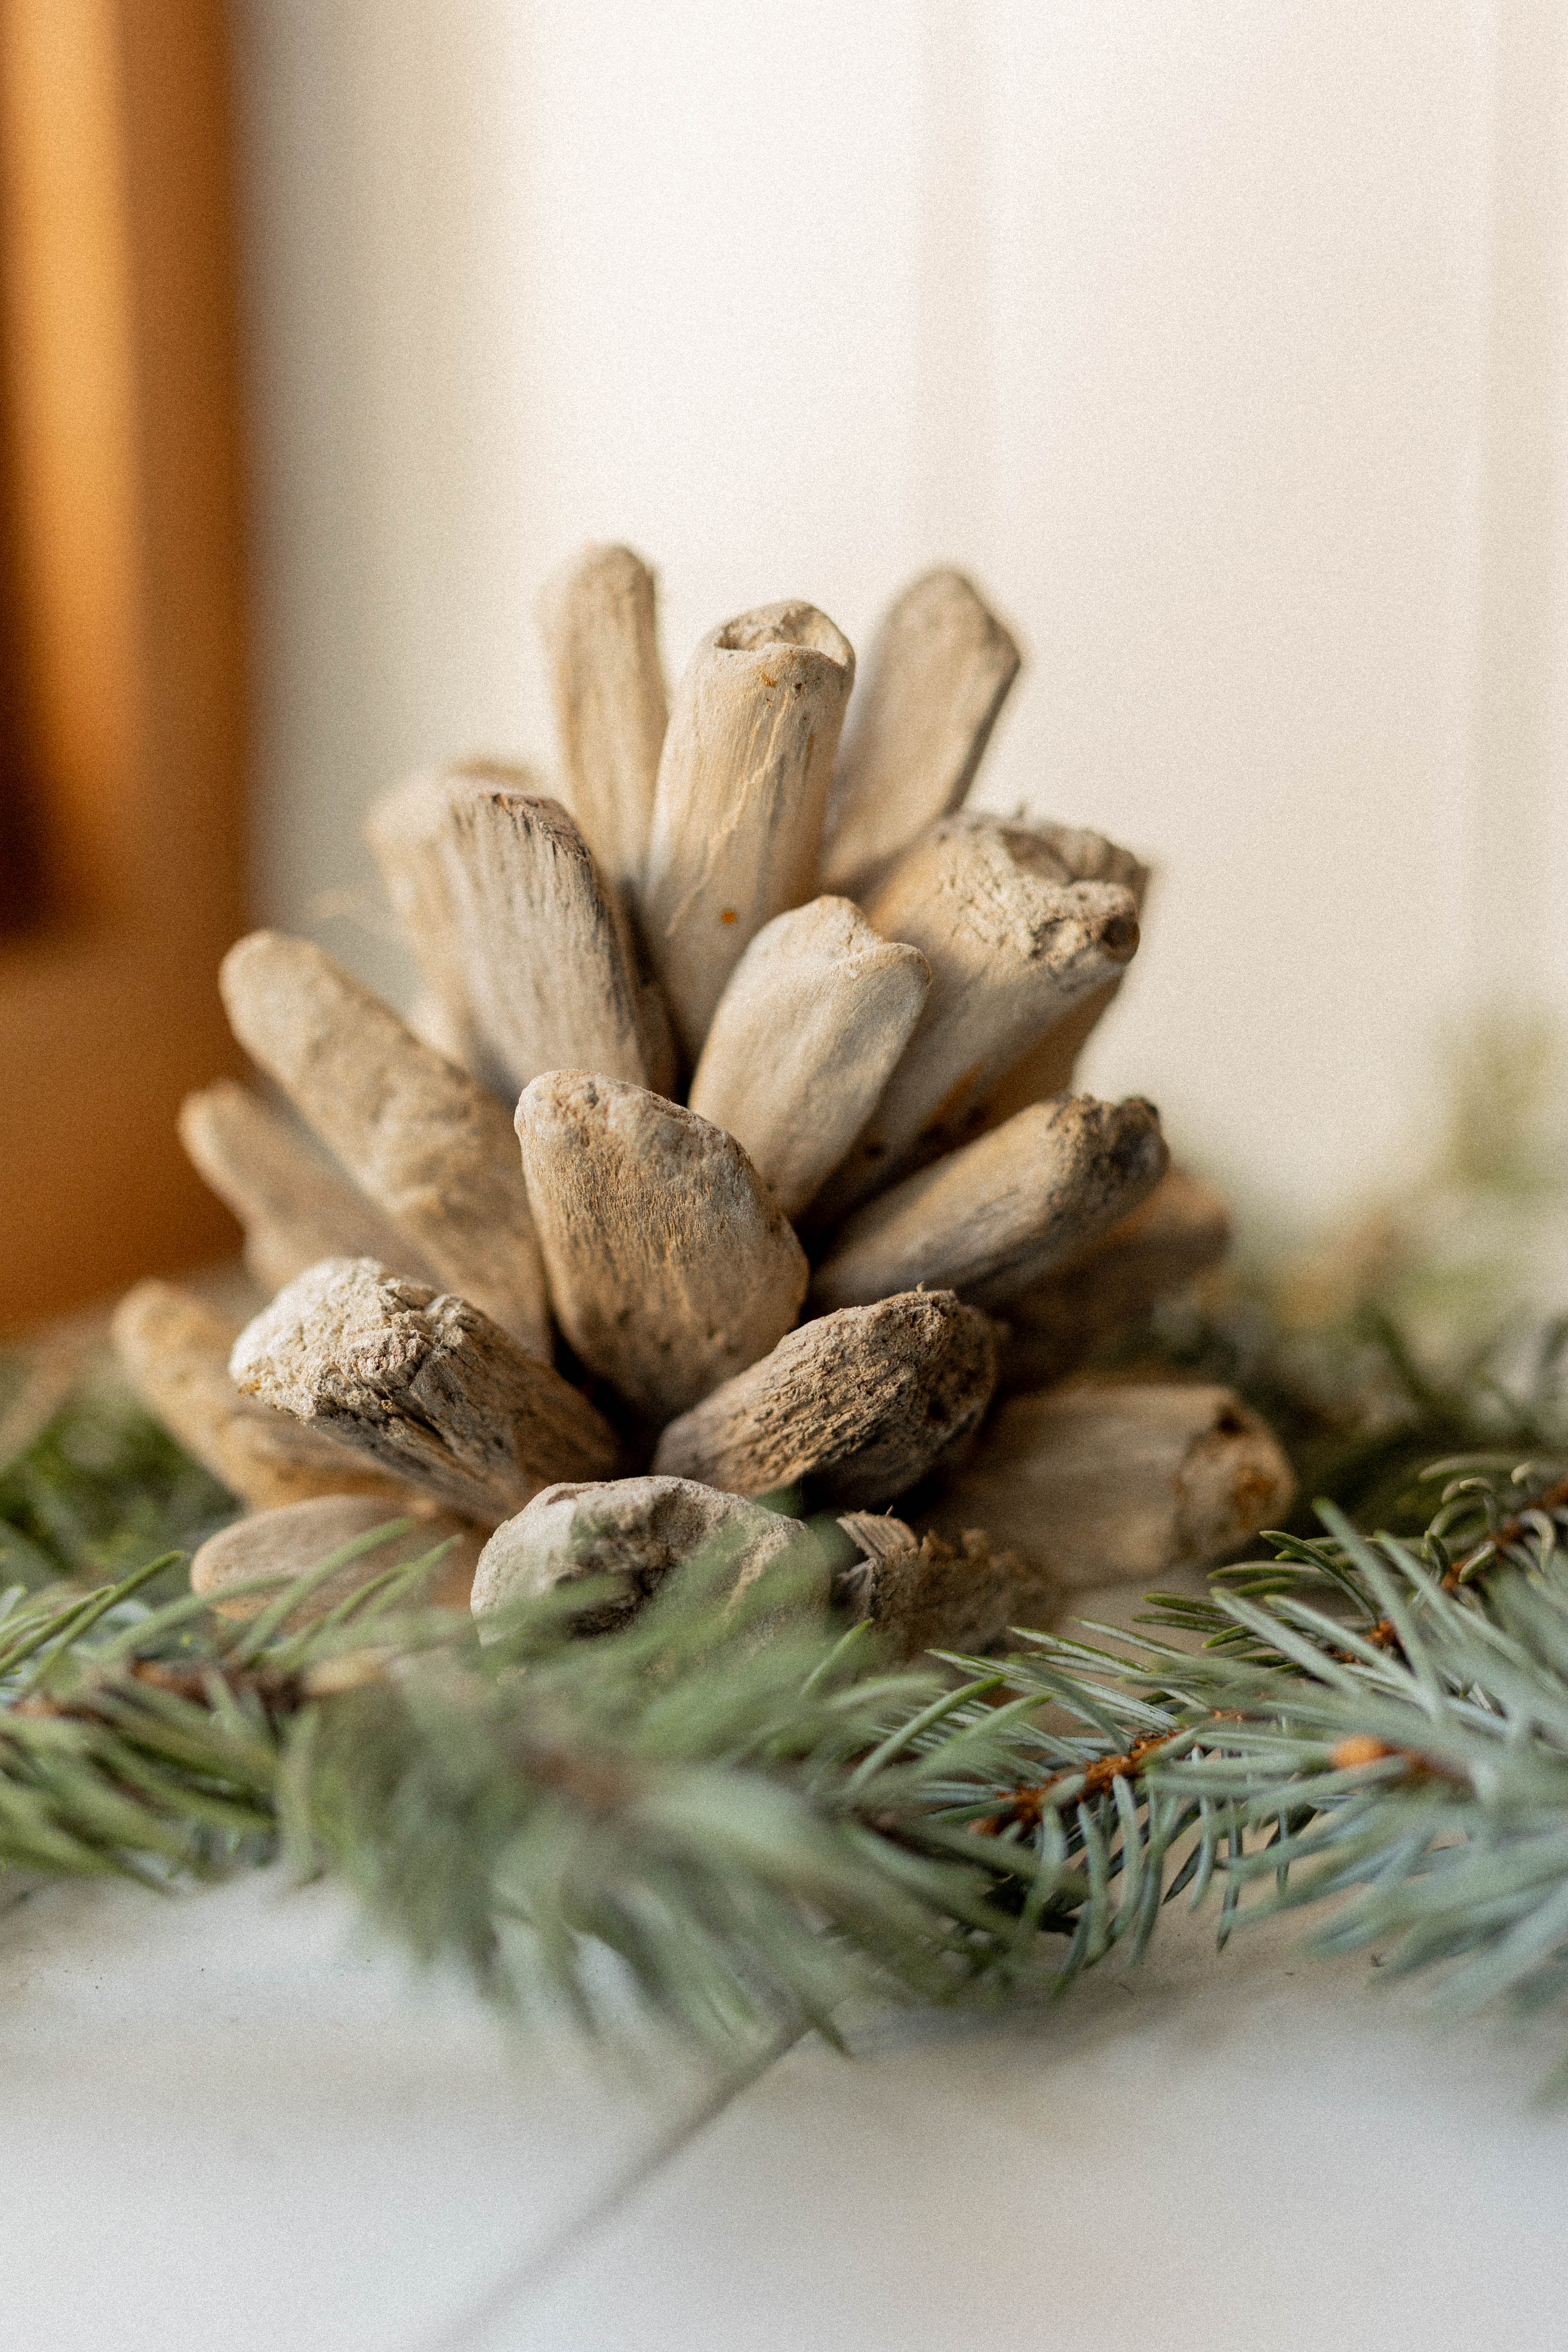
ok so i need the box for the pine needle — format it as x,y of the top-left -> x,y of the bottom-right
10,1370 -> 1568,2061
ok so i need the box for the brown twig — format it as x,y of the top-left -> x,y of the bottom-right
974,1728 -> 1177,1835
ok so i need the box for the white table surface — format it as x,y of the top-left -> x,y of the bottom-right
2,1862 -> 1565,2351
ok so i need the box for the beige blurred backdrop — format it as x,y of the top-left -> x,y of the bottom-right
232,0 -> 1568,1238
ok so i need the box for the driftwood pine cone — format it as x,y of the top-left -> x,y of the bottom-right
122,547 -> 1293,1640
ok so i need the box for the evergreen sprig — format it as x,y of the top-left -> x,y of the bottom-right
2,1450 -> 1568,2057
965,1451 -> 1568,2025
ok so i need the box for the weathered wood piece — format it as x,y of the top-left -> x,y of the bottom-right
835,1513 -> 1055,1661
471,1475 -> 821,1632
812,1095 -> 1168,1316
178,1079 -> 437,1297
641,600 -> 854,1063
438,786 -> 671,1095
652,1289 -> 998,1508
817,818 -> 1142,1214
537,542 -> 668,898
112,1280 -> 415,1511
819,568 -> 1020,899
365,759 -> 535,1075
516,1073 -> 808,1422
981,825 -> 1152,1121
230,1259 -> 619,1525
220,932 -> 550,1357
687,897 -> 930,1218
925,1381 -> 1295,1589
191,1494 -> 483,1622
1000,1167 -> 1230,1390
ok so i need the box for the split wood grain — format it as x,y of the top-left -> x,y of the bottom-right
471,1475 -> 820,1632
925,1381 -> 1295,1589
515,1073 -> 808,1422
812,1095 -> 1168,1316
980,825 -> 1151,1121
815,817 -> 1142,1216
686,897 -> 930,1218
641,601 -> 854,1063
364,758 -> 536,1077
191,1493 -> 483,1622
229,1259 -> 619,1526
819,568 -> 1020,900
1000,1166 -> 1230,1391
178,1079 -> 438,1297
652,1289 -> 998,1508
537,542 -> 668,898
834,1513 -> 1055,1662
220,932 -> 550,1358
438,786 -> 671,1094
112,1279 -> 416,1511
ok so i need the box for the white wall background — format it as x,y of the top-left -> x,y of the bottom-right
232,0 -> 1568,1237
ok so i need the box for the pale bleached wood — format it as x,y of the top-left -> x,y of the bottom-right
178,1079 -> 440,1297
834,1514 -> 1055,1662
191,1494 -> 483,1622
980,825 -> 1152,1122
112,1279 -> 417,1511
812,1095 -> 1168,1316
229,1259 -> 619,1527
537,542 -> 668,899
819,568 -> 1020,900
438,786 -> 673,1096
365,758 -> 535,1077
471,1475 -> 821,1633
814,818 -> 1142,1216
925,1381 -> 1296,1589
220,932 -> 550,1358
515,1073 -> 808,1422
641,601 -> 854,1064
652,1289 -> 998,1508
406,987 -> 479,1071
686,897 -> 930,1218
1000,1167 -> 1230,1391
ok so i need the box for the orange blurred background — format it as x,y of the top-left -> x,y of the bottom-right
0,0 -> 246,1330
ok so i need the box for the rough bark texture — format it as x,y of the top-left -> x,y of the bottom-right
687,897 -> 930,1218
537,542 -> 668,900
365,760 -> 536,1075
834,1513 -> 1055,1661
819,568 -> 1020,900
438,786 -> 668,1094
191,1494 -> 483,1622
516,1073 -> 809,1422
112,1280 -> 415,1511
813,1095 -> 1168,1316
471,1475 -> 821,1632
652,1289 -> 998,1508
980,825 -> 1152,1122
178,1079 -> 438,1298
925,1381 -> 1296,1589
815,818 -> 1141,1216
229,1259 -> 618,1526
641,601 -> 854,1063
220,932 -> 550,1358
999,1167 -> 1230,1390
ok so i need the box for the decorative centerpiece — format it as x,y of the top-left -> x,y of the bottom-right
14,550 -> 1568,2063
113,547 -> 1292,1650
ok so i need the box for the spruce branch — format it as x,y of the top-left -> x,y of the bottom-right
979,1452 -> 1568,2025
10,1367 -> 1568,2057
